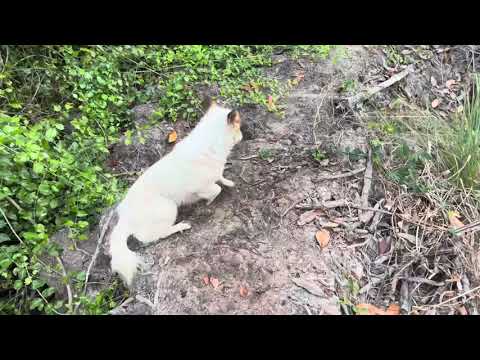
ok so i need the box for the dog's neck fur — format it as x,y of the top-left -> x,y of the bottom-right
173,105 -> 240,164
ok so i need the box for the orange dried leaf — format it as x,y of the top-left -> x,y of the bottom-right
239,286 -> 248,297
315,229 -> 330,248
268,95 -> 273,106
448,211 -> 464,228
385,304 -> 401,315
210,277 -> 220,289
202,275 -> 210,286
291,71 -> 305,86
431,98 -> 441,108
356,303 -> 386,315
357,303 -> 400,315
168,130 -> 177,143
446,79 -> 456,90
457,306 -> 468,315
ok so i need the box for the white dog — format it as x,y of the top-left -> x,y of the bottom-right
109,101 -> 242,286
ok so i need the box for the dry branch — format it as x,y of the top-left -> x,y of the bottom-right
359,149 -> 373,223
316,167 -> 366,181
347,64 -> 414,107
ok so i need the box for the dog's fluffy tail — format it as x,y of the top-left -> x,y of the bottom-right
110,218 -> 139,287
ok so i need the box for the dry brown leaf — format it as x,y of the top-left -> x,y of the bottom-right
446,79 -> 456,90
297,209 -> 323,226
168,130 -> 177,143
356,303 -> 400,315
210,277 -> 220,289
315,229 -> 330,248
356,303 -> 385,315
241,84 -> 252,92
291,71 -> 305,85
448,211 -> 464,228
457,306 -> 468,315
378,237 -> 391,255
385,304 -> 401,315
239,286 -> 248,297
431,98 -> 441,108
267,95 -> 274,111
202,275 -> 210,286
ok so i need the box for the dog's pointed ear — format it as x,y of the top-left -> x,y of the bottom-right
201,96 -> 216,112
227,109 -> 241,129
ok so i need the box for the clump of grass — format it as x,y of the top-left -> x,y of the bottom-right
442,74 -> 480,188
259,148 -> 273,160
357,75 -> 480,314
312,148 -> 327,162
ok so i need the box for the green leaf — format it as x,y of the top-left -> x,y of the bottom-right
0,233 -> 10,243
76,211 -> 88,217
14,280 -> 23,290
45,128 -> 58,142
38,183 -> 51,195
30,298 -> 43,310
42,287 -> 56,298
24,277 -> 32,286
34,224 -> 45,233
55,123 -> 65,130
9,102 -> 23,110
53,105 -> 61,112
54,300 -> 64,309
47,246 -> 61,257
33,162 -> 45,174
76,271 -> 86,282
0,258 -> 12,270
32,279 -> 45,290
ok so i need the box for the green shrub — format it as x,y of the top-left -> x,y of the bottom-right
0,45 -> 332,314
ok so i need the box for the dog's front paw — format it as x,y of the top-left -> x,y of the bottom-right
178,222 -> 192,232
221,178 -> 235,187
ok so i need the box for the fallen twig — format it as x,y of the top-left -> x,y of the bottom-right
347,64 -> 414,107
347,236 -> 372,249
112,171 -> 140,177
359,149 -> 373,224
316,167 -> 366,181
55,256 -> 73,312
282,199 -> 304,217
74,209 -> 115,314
153,274 -> 163,314
369,199 -> 385,232
405,277 -> 445,287
296,199 -> 349,210
0,206 -> 24,244
83,210 -> 114,293
135,294 -> 155,309
234,155 -> 258,161
109,297 -> 135,315
296,199 -> 450,232
238,165 -> 266,187
430,285 -> 480,309
455,220 -> 480,234
291,277 -> 325,297
6,196 -> 22,212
